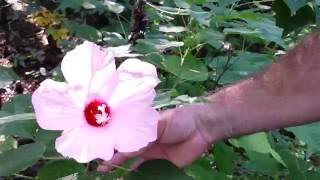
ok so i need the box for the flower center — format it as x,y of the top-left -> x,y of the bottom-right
84,100 -> 111,127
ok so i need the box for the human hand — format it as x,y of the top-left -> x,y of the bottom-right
98,104 -> 214,171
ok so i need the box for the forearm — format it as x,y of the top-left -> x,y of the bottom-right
199,31 -> 320,143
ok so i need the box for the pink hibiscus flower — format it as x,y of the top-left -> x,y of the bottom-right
32,41 -> 160,163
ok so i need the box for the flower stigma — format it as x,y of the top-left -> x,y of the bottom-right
84,100 -> 111,127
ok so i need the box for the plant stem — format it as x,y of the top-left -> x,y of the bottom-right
42,156 -> 65,160
145,1 -> 189,15
14,174 -> 33,180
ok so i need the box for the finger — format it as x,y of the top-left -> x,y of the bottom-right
97,152 -> 131,172
163,132 -> 210,167
129,157 -> 147,171
142,144 -> 169,160
158,107 -> 197,144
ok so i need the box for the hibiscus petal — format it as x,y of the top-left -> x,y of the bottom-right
108,58 -> 160,107
55,125 -> 114,163
61,41 -> 116,100
32,79 -> 85,130
111,102 -> 159,152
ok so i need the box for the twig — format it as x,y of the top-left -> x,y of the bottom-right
104,162 -> 131,172
236,0 -> 274,8
129,0 -> 148,43
145,1 -> 189,15
214,52 -> 233,88
42,156 -> 65,160
14,174 -> 34,179
117,15 -> 127,39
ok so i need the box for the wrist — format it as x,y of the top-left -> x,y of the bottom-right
194,102 -> 234,144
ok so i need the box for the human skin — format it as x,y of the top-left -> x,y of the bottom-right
98,31 -> 320,171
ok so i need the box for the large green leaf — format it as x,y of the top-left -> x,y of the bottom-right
0,135 -> 17,154
230,133 -> 284,165
133,39 -> 184,54
213,142 -> 237,174
0,120 -> 37,139
276,149 -> 310,180
104,0 -> 125,14
0,113 -> 35,125
164,55 -> 208,81
199,29 -> 224,49
126,160 -> 194,180
64,20 -> 102,42
0,95 -> 37,138
218,0 -> 240,7
283,0 -> 308,15
244,151 -> 283,174
35,129 -> 61,157
185,158 -> 230,180
65,172 -> 118,180
209,52 -> 272,85
57,0 -> 85,12
0,67 -> 18,88
1,94 -> 33,114
224,16 -> 286,48
273,0 -> 315,34
37,160 -> 86,180
0,142 -> 46,176
288,122 -> 320,157
246,17 -> 286,48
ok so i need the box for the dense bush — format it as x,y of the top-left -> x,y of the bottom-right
1,0 -> 320,179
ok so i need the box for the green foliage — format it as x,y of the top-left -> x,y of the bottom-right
0,67 -> 18,88
1,0 -> 320,179
126,160 -> 194,180
0,142 -> 46,176
283,0 -> 308,15
37,160 -> 86,180
288,122 -> 320,157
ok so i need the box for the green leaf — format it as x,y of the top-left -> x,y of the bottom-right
1,95 -> 33,114
213,142 -> 237,174
283,0 -> 308,15
0,113 -> 35,125
164,55 -> 208,82
35,129 -> 61,157
72,172 -> 118,180
104,0 -> 125,14
38,160 -> 86,180
190,5 -> 212,26
0,120 -> 37,139
244,151 -> 283,174
0,95 -> 37,138
199,29 -> 224,49
0,67 -> 18,88
246,17 -> 286,48
224,16 -> 286,48
133,39 -> 184,54
126,160 -> 194,180
273,0 -> 315,34
0,135 -> 17,154
210,52 -> 272,85
186,158 -> 230,180
0,142 -> 46,176
64,20 -> 102,42
313,1 -> 320,24
230,132 -> 284,165
288,122 -> 320,157
276,149 -> 310,180
218,0 -> 240,7
57,0 -> 85,12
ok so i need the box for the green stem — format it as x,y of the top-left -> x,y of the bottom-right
14,174 -> 34,180
42,156 -> 65,160
145,1 -> 189,15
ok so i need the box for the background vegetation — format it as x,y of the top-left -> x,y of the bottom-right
1,0 -> 320,179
